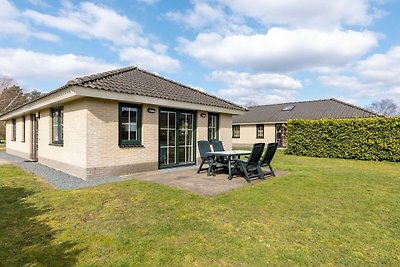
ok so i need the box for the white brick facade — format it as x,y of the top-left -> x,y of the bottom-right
5,97 -> 235,180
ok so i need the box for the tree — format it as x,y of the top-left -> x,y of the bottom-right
0,76 -> 44,140
367,99 -> 399,117
0,76 -> 14,92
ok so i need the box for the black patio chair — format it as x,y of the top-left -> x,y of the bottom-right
260,142 -> 278,177
232,143 -> 265,182
211,140 -> 229,164
197,140 -> 213,174
211,140 -> 224,152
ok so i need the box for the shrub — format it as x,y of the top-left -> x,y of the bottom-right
286,117 -> 400,161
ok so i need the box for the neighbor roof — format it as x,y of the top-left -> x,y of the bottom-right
0,66 -> 246,118
233,98 -> 378,124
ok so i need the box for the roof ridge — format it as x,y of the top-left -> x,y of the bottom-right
248,98 -> 332,108
330,98 -> 381,116
134,67 -> 248,111
67,66 -> 137,85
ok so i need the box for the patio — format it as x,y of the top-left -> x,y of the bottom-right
123,166 -> 285,196
0,151 -> 284,193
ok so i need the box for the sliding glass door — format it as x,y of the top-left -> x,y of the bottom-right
159,109 -> 195,168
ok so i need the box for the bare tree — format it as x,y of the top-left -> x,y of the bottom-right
0,76 -> 15,93
0,76 -> 44,140
367,99 -> 399,117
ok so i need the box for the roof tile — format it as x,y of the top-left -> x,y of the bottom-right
69,67 -> 245,111
233,98 -> 379,123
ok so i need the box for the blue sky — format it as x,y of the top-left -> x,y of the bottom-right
1,0 -> 399,107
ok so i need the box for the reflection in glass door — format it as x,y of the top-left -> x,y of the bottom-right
159,110 -> 195,168
178,113 -> 194,164
160,111 -> 176,166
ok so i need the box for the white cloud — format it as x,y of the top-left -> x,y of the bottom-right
166,2 -> 252,34
179,28 -> 378,72
136,0 -> 159,4
0,48 -> 119,83
0,0 -> 59,42
320,46 -> 400,91
356,46 -> 400,85
23,1 -> 180,73
119,47 -> 180,72
27,0 -> 49,8
24,2 -> 147,47
318,75 -> 372,91
318,46 -> 400,104
217,0 -> 383,29
209,70 -> 302,105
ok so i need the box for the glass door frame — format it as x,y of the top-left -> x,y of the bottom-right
158,108 -> 197,169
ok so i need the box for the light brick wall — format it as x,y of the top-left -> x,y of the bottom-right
35,99 -> 88,178
6,115 -> 32,158
5,97 -> 235,180
232,124 -> 276,147
219,113 -> 232,150
85,98 -> 159,178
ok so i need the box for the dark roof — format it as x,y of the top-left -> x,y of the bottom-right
68,66 -> 245,111
1,66 -> 246,116
233,98 -> 379,124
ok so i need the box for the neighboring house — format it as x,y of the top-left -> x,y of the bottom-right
232,98 -> 378,148
0,66 -> 246,179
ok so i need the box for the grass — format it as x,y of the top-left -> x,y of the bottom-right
0,143 -> 5,152
1,151 -> 399,266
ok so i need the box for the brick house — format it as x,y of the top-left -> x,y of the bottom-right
232,99 -> 378,148
0,66 -> 246,179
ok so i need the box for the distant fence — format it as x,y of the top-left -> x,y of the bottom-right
286,117 -> 400,162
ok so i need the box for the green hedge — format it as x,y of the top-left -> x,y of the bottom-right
286,117 -> 400,161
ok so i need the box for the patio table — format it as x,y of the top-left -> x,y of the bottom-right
207,150 -> 251,179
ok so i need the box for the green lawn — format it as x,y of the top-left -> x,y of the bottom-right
0,143 -> 5,152
1,152 -> 399,266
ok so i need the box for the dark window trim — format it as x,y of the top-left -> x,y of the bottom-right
232,125 -> 240,138
158,108 -> 197,169
51,107 -> 64,146
11,119 -> 16,141
118,103 -> 142,146
208,113 -> 219,141
21,116 -> 25,142
256,124 -> 264,139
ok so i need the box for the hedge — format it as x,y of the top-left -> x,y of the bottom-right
286,117 -> 400,162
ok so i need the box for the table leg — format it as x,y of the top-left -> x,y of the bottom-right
228,155 -> 232,180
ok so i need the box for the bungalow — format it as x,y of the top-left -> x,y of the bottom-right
232,98 -> 378,148
0,66 -> 246,179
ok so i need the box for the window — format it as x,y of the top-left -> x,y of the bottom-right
22,116 -> 25,142
11,119 -> 16,141
282,105 -> 295,111
256,124 -> 264,138
119,103 -> 142,146
52,107 -> 64,145
208,113 -> 219,141
232,125 -> 240,138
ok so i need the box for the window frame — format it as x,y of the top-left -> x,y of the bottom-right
22,116 -> 25,142
51,107 -> 64,145
232,125 -> 240,138
207,113 -> 219,141
11,119 -> 16,141
256,124 -> 264,139
118,103 -> 142,146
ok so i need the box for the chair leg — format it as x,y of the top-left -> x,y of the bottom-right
197,159 -> 206,174
241,163 -> 251,183
257,165 -> 265,180
269,164 -> 275,176
231,160 -> 240,177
